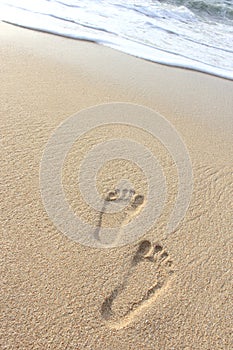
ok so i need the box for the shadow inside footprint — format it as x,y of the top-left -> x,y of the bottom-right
101,287 -> 119,321
131,194 -> 144,209
132,240 -> 152,265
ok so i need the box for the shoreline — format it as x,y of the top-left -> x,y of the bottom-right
1,22 -> 232,349
2,19 -> 233,82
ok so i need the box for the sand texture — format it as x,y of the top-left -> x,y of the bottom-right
1,23 -> 233,349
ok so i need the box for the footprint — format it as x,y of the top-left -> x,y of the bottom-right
94,191 -> 145,246
112,193 -> 145,246
101,241 -> 174,329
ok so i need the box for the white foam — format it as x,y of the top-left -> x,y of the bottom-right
1,0 -> 233,80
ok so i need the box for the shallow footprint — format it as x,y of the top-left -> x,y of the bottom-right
112,194 -> 145,246
101,241 -> 174,329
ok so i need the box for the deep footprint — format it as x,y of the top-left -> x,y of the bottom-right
101,240 -> 174,328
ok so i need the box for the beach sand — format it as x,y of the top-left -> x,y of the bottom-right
1,22 -> 232,349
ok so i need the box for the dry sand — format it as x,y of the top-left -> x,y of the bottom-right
1,22 -> 233,349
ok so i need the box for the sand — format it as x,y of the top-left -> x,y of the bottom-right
1,22 -> 233,349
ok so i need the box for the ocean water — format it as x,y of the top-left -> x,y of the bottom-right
1,0 -> 233,79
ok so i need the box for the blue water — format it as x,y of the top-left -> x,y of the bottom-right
1,0 -> 233,79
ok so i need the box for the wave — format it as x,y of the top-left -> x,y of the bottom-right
0,0 -> 233,80
162,0 -> 233,23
